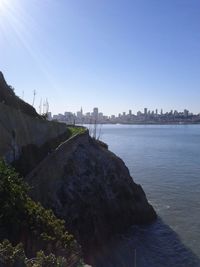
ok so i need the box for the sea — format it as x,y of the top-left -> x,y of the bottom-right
89,124 -> 200,267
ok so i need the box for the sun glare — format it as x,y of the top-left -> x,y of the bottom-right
0,0 -> 6,9
0,0 -> 10,15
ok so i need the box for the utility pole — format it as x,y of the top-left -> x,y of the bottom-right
39,98 -> 42,115
43,101 -> 46,114
32,90 -> 36,107
46,99 -> 49,114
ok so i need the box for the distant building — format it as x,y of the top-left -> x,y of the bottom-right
98,112 -> 103,121
184,109 -> 189,117
47,112 -> 52,120
93,107 -> 98,120
174,110 -> 178,116
77,108 -> 83,119
52,106 -> 199,125
64,112 -> 74,123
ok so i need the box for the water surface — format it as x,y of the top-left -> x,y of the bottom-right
94,124 -> 200,266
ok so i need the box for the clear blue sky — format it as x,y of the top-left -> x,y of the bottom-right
1,0 -> 200,115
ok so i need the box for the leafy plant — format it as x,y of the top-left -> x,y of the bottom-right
0,160 -> 83,266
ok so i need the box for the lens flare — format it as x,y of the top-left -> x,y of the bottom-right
0,0 -> 9,12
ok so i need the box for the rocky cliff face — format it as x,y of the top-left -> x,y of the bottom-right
0,72 -> 157,263
0,72 -> 69,174
27,132 -> 157,259
0,72 -> 39,118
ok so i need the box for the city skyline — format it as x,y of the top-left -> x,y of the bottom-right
51,106 -> 196,118
50,106 -> 200,125
1,1 -> 200,114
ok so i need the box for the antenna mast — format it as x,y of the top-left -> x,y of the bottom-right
32,90 -> 36,107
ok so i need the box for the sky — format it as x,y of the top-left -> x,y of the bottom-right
0,0 -> 200,115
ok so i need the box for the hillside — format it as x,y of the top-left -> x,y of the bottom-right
0,160 -> 83,266
0,72 -> 157,265
0,72 -> 39,118
0,72 -> 71,175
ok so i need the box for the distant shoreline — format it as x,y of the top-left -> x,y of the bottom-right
79,122 -> 200,125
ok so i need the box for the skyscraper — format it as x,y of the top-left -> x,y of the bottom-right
93,107 -> 98,120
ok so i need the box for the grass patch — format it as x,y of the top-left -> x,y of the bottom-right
68,126 -> 87,137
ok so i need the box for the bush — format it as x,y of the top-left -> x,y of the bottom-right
0,160 -> 82,266
68,127 -> 86,137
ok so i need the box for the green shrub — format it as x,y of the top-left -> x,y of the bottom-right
0,160 -> 82,266
0,240 -> 25,266
68,127 -> 86,137
0,240 -> 85,267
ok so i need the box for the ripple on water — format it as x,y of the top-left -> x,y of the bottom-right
93,219 -> 200,267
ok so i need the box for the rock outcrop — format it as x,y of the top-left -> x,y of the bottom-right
0,71 -> 157,263
0,72 -> 69,174
0,72 -> 39,118
27,132 -> 157,258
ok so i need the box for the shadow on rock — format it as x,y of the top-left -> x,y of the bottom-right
91,218 -> 200,267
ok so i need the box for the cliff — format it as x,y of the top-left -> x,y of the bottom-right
0,72 -> 83,266
0,72 -> 157,264
0,72 -> 70,174
0,72 -> 39,118
27,131 -> 157,259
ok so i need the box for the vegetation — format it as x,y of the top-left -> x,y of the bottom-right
0,160 -> 83,266
0,240 -> 84,267
68,126 -> 86,137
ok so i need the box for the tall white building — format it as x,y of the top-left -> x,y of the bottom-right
93,107 -> 98,119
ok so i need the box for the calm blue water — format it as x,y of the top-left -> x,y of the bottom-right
93,124 -> 200,267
